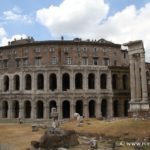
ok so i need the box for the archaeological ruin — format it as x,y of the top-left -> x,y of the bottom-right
0,37 -> 149,120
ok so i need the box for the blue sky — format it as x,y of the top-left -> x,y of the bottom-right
0,0 -> 150,61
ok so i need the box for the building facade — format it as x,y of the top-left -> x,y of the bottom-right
0,38 -> 149,120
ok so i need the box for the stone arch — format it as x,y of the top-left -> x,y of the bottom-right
49,73 -> 57,91
75,100 -> 83,116
3,75 -> 9,92
101,73 -> 107,89
88,73 -> 95,89
25,74 -> 32,90
123,74 -> 128,90
113,100 -> 119,117
75,73 -> 83,89
62,73 -> 70,91
101,99 -> 107,117
12,100 -> 19,118
62,100 -> 70,118
24,101 -> 31,118
124,100 -> 129,117
36,100 -> 44,118
112,74 -> 118,90
37,73 -> 44,90
49,100 -> 57,118
2,101 -> 8,118
89,100 -> 96,118
14,75 -> 20,91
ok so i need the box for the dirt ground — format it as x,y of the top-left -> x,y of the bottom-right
0,118 -> 149,150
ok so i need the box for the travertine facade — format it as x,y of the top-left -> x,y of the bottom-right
0,38 -> 149,120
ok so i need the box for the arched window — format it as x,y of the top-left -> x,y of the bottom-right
24,101 -> 31,118
12,101 -> 19,118
3,75 -> 9,92
113,100 -> 119,117
49,100 -> 57,118
88,73 -> 95,89
123,75 -> 128,90
37,101 -> 44,118
101,74 -> 107,89
76,100 -> 83,116
62,100 -> 70,118
37,74 -> 44,90
25,74 -> 32,90
14,75 -> 20,91
49,73 -> 57,91
112,74 -> 118,90
62,73 -> 70,91
2,101 -> 8,118
101,99 -> 107,117
75,73 -> 83,89
89,100 -> 95,118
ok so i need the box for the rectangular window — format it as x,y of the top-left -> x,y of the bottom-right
23,49 -> 28,56
83,47 -> 87,52
93,47 -> 97,53
23,58 -> 28,66
103,49 -> 109,56
3,60 -> 8,68
66,57 -> 71,65
35,47 -> 40,53
35,57 -> 41,66
51,57 -> 57,65
93,58 -> 98,65
49,47 -> 55,52
104,58 -> 110,66
82,57 -> 88,65
16,59 -> 21,67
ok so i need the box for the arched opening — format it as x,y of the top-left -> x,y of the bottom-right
62,100 -> 70,118
75,100 -> 83,116
112,74 -> 118,90
113,100 -> 119,117
124,100 -> 129,117
88,73 -> 95,89
3,76 -> 9,92
13,101 -> 19,118
101,99 -> 107,117
37,74 -> 44,90
14,75 -> 20,91
89,100 -> 95,118
75,73 -> 83,89
25,74 -> 32,90
62,73 -> 70,91
49,74 -> 57,91
2,101 -> 8,118
24,101 -> 31,118
49,100 -> 57,118
37,101 -> 44,118
123,75 -> 128,90
101,74 -> 107,89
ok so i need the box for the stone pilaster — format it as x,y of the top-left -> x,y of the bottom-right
95,70 -> 100,90
70,72 -> 74,91
19,101 -> 24,118
107,71 -> 112,91
83,69 -> 87,91
57,98 -> 62,120
83,101 -> 88,118
31,101 -> 36,119
8,101 -> 12,119
32,72 -> 36,93
140,52 -> 148,102
44,72 -> 48,93
70,100 -> 75,118
107,97 -> 113,118
96,98 -> 101,118
44,101 -> 49,119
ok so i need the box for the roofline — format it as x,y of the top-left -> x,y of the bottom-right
0,40 -> 121,49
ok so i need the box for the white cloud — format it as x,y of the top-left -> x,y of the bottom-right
36,0 -> 150,62
0,27 -> 6,38
3,7 -> 32,23
36,0 -> 109,36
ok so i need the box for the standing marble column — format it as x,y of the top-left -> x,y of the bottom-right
129,55 -> 136,102
140,52 -> 148,102
135,56 -> 142,101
